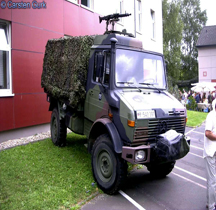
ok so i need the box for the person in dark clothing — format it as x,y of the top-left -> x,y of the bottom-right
195,92 -> 201,103
202,93 -> 207,103
208,92 -> 213,104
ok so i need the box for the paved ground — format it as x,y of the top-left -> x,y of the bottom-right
82,123 -> 207,210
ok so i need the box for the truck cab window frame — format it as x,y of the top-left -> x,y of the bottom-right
115,49 -> 166,89
93,51 -> 111,86
0,20 -> 13,97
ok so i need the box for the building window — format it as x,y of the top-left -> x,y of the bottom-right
137,0 -> 142,32
151,9 -> 155,39
66,0 -> 78,4
81,0 -> 94,10
0,20 -> 12,97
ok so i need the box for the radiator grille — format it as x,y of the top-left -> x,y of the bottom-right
168,110 -> 185,116
132,117 -> 186,146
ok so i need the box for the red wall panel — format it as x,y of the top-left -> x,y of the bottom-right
13,93 -> 50,129
80,8 -> 95,35
0,6 -> 12,21
63,1 -> 105,36
11,0 -> 64,34
12,22 -> 63,53
0,0 -> 107,132
0,98 -> 14,131
63,1 -> 81,36
12,50 -> 44,94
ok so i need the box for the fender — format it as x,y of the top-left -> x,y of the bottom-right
88,118 -> 123,154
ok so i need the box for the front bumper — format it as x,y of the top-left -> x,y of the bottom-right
121,136 -> 190,164
122,145 -> 151,164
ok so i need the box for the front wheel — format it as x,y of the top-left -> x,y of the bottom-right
91,134 -> 127,194
50,108 -> 67,147
147,161 -> 176,178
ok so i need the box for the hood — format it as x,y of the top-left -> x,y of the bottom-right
121,90 -> 184,111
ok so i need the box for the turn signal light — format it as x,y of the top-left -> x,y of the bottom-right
128,120 -> 135,127
108,113 -> 113,119
186,117 -> 188,123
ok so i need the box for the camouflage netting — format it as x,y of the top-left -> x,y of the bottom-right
41,35 -> 94,109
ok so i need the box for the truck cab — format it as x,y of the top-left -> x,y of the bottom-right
84,32 -> 186,157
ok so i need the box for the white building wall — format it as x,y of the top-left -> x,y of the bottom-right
198,47 -> 216,82
94,0 -> 163,54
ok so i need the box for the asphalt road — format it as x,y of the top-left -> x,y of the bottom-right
82,123 -> 207,210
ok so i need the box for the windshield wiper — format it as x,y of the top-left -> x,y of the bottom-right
117,81 -> 134,84
117,82 -> 142,92
139,82 -> 161,93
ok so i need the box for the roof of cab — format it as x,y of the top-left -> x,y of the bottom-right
94,33 -> 143,50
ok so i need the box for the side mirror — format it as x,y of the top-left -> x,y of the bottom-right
96,54 -> 104,78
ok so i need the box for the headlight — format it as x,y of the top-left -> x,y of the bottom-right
135,150 -> 145,161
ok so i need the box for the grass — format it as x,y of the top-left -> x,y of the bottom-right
0,133 -> 100,210
186,110 -> 208,127
0,110 -> 208,209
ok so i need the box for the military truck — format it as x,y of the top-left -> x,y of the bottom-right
42,13 -> 190,194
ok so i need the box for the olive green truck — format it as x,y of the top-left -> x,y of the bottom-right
41,13 -> 190,194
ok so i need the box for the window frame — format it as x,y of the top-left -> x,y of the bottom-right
151,9 -> 155,40
66,0 -> 79,5
119,0 -> 124,24
137,0 -> 142,33
93,51 -> 110,87
81,0 -> 94,11
0,20 -> 13,97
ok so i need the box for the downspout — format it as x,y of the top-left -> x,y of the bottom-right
134,0 -> 136,38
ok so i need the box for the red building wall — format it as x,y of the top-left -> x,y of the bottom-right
0,0 -> 105,132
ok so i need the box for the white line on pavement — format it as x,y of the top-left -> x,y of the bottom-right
185,128 -> 195,135
190,145 -> 204,151
189,152 -> 203,158
119,190 -> 146,210
174,166 -> 206,182
192,130 -> 204,135
172,172 -> 206,189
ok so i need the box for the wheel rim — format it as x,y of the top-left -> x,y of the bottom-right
96,150 -> 113,183
51,116 -> 58,142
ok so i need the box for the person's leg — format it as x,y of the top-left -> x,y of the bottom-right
205,156 -> 216,210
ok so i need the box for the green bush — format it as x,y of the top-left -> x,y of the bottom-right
167,76 -> 180,100
186,96 -> 197,111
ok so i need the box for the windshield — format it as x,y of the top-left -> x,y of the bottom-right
115,49 -> 166,89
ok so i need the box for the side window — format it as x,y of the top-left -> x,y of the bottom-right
93,52 -> 102,82
0,20 -> 12,97
93,51 -> 110,85
103,52 -> 110,85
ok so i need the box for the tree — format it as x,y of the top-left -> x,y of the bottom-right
162,0 -> 183,84
179,0 -> 207,80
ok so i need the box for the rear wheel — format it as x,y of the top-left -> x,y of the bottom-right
50,108 -> 67,147
91,134 -> 127,194
147,161 -> 176,178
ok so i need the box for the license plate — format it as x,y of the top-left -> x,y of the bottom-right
137,110 -> 155,119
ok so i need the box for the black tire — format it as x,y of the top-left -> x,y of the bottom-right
91,134 -> 127,195
147,161 -> 176,178
50,108 -> 67,147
